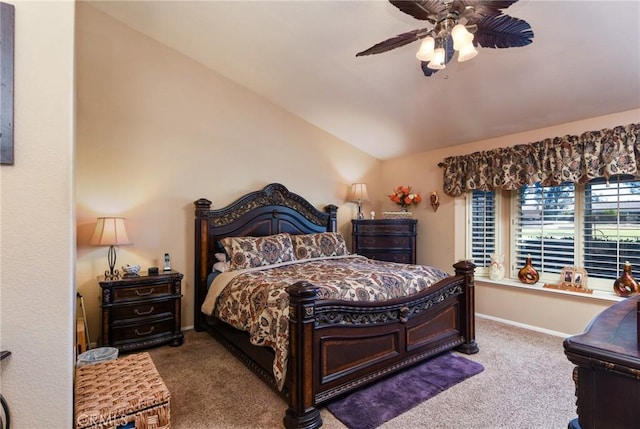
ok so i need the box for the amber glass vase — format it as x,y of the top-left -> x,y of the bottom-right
613,261 -> 640,297
518,255 -> 539,284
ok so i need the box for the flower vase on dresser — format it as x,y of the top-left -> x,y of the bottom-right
518,255 -> 539,284
613,261 -> 640,297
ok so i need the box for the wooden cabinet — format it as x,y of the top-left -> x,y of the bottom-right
100,270 -> 183,352
563,295 -> 640,429
351,219 -> 417,264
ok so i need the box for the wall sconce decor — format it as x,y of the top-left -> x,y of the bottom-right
90,217 -> 132,279
430,191 -> 440,212
348,183 -> 370,219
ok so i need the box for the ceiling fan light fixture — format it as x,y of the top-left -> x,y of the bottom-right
415,36 -> 435,61
457,42 -> 478,62
427,47 -> 446,70
451,24 -> 472,51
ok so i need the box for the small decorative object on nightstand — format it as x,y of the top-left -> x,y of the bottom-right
352,218 -> 417,264
99,270 -> 183,352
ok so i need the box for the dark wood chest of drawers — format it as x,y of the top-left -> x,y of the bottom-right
99,270 -> 183,352
351,219 -> 417,264
563,296 -> 640,429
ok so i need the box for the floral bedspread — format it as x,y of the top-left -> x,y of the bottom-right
206,255 -> 449,390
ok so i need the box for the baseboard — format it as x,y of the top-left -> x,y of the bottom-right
476,313 -> 572,338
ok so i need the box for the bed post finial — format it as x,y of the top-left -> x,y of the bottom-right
324,204 -> 338,232
453,259 -> 478,354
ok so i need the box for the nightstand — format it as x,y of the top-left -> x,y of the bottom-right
99,270 -> 184,352
351,219 -> 417,264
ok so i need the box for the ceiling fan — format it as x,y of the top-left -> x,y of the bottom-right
356,0 -> 534,76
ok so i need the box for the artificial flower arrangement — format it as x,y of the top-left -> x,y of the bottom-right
388,185 -> 422,210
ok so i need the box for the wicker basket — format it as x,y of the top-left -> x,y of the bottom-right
75,352 -> 170,429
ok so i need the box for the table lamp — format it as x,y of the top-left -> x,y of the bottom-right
90,217 -> 132,279
348,183 -> 370,220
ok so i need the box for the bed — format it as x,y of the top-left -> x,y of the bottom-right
194,183 -> 478,429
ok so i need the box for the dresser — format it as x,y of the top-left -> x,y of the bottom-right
351,219 -> 417,264
563,295 -> 640,429
99,270 -> 184,352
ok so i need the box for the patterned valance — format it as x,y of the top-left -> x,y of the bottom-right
438,123 -> 640,197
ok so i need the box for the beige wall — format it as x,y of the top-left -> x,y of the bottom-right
0,1 -> 76,427
75,3 -> 382,343
383,108 -> 640,334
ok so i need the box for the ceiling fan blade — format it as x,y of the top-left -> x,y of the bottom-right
390,0 -> 447,22
454,1 -> 520,18
473,14 -> 534,48
356,28 -> 428,56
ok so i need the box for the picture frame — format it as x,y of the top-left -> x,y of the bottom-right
0,2 -> 14,165
544,266 -> 592,294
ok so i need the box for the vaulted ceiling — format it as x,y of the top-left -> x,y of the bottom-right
89,1 -> 640,160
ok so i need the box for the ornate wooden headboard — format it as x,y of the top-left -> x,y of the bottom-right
193,183 -> 338,330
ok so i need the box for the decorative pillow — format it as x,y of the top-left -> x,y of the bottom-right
220,233 -> 296,270
291,232 -> 349,260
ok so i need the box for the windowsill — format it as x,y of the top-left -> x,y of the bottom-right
476,275 -> 624,303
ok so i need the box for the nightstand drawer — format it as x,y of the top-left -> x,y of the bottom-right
112,299 -> 175,321
357,223 -> 415,233
113,283 -> 172,302
359,236 -> 412,249
110,317 -> 175,343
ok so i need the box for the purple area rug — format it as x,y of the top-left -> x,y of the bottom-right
325,352 -> 484,429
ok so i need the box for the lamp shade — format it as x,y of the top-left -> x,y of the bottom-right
457,42 -> 478,62
415,36 -> 435,62
348,183 -> 370,203
90,217 -> 132,246
427,48 -> 446,70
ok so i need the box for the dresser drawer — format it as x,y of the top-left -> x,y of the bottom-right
361,251 -> 413,264
357,223 -> 415,234
113,283 -> 172,302
110,316 -> 175,343
358,236 -> 412,250
111,299 -> 175,321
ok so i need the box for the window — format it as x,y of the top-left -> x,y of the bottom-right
468,176 -> 640,292
583,176 -> 640,280
514,183 -> 576,276
468,190 -> 496,272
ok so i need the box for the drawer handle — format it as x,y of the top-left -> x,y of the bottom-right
135,326 -> 155,336
134,306 -> 155,316
135,288 -> 155,296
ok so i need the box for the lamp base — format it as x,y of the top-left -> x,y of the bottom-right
105,245 -> 120,279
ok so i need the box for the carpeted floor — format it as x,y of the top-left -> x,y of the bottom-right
148,317 -> 577,429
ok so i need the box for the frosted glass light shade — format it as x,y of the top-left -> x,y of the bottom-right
457,42 -> 478,62
415,36 -> 435,61
452,24 -> 472,51
427,47 -> 446,70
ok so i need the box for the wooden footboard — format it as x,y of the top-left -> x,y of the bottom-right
285,260 -> 477,429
